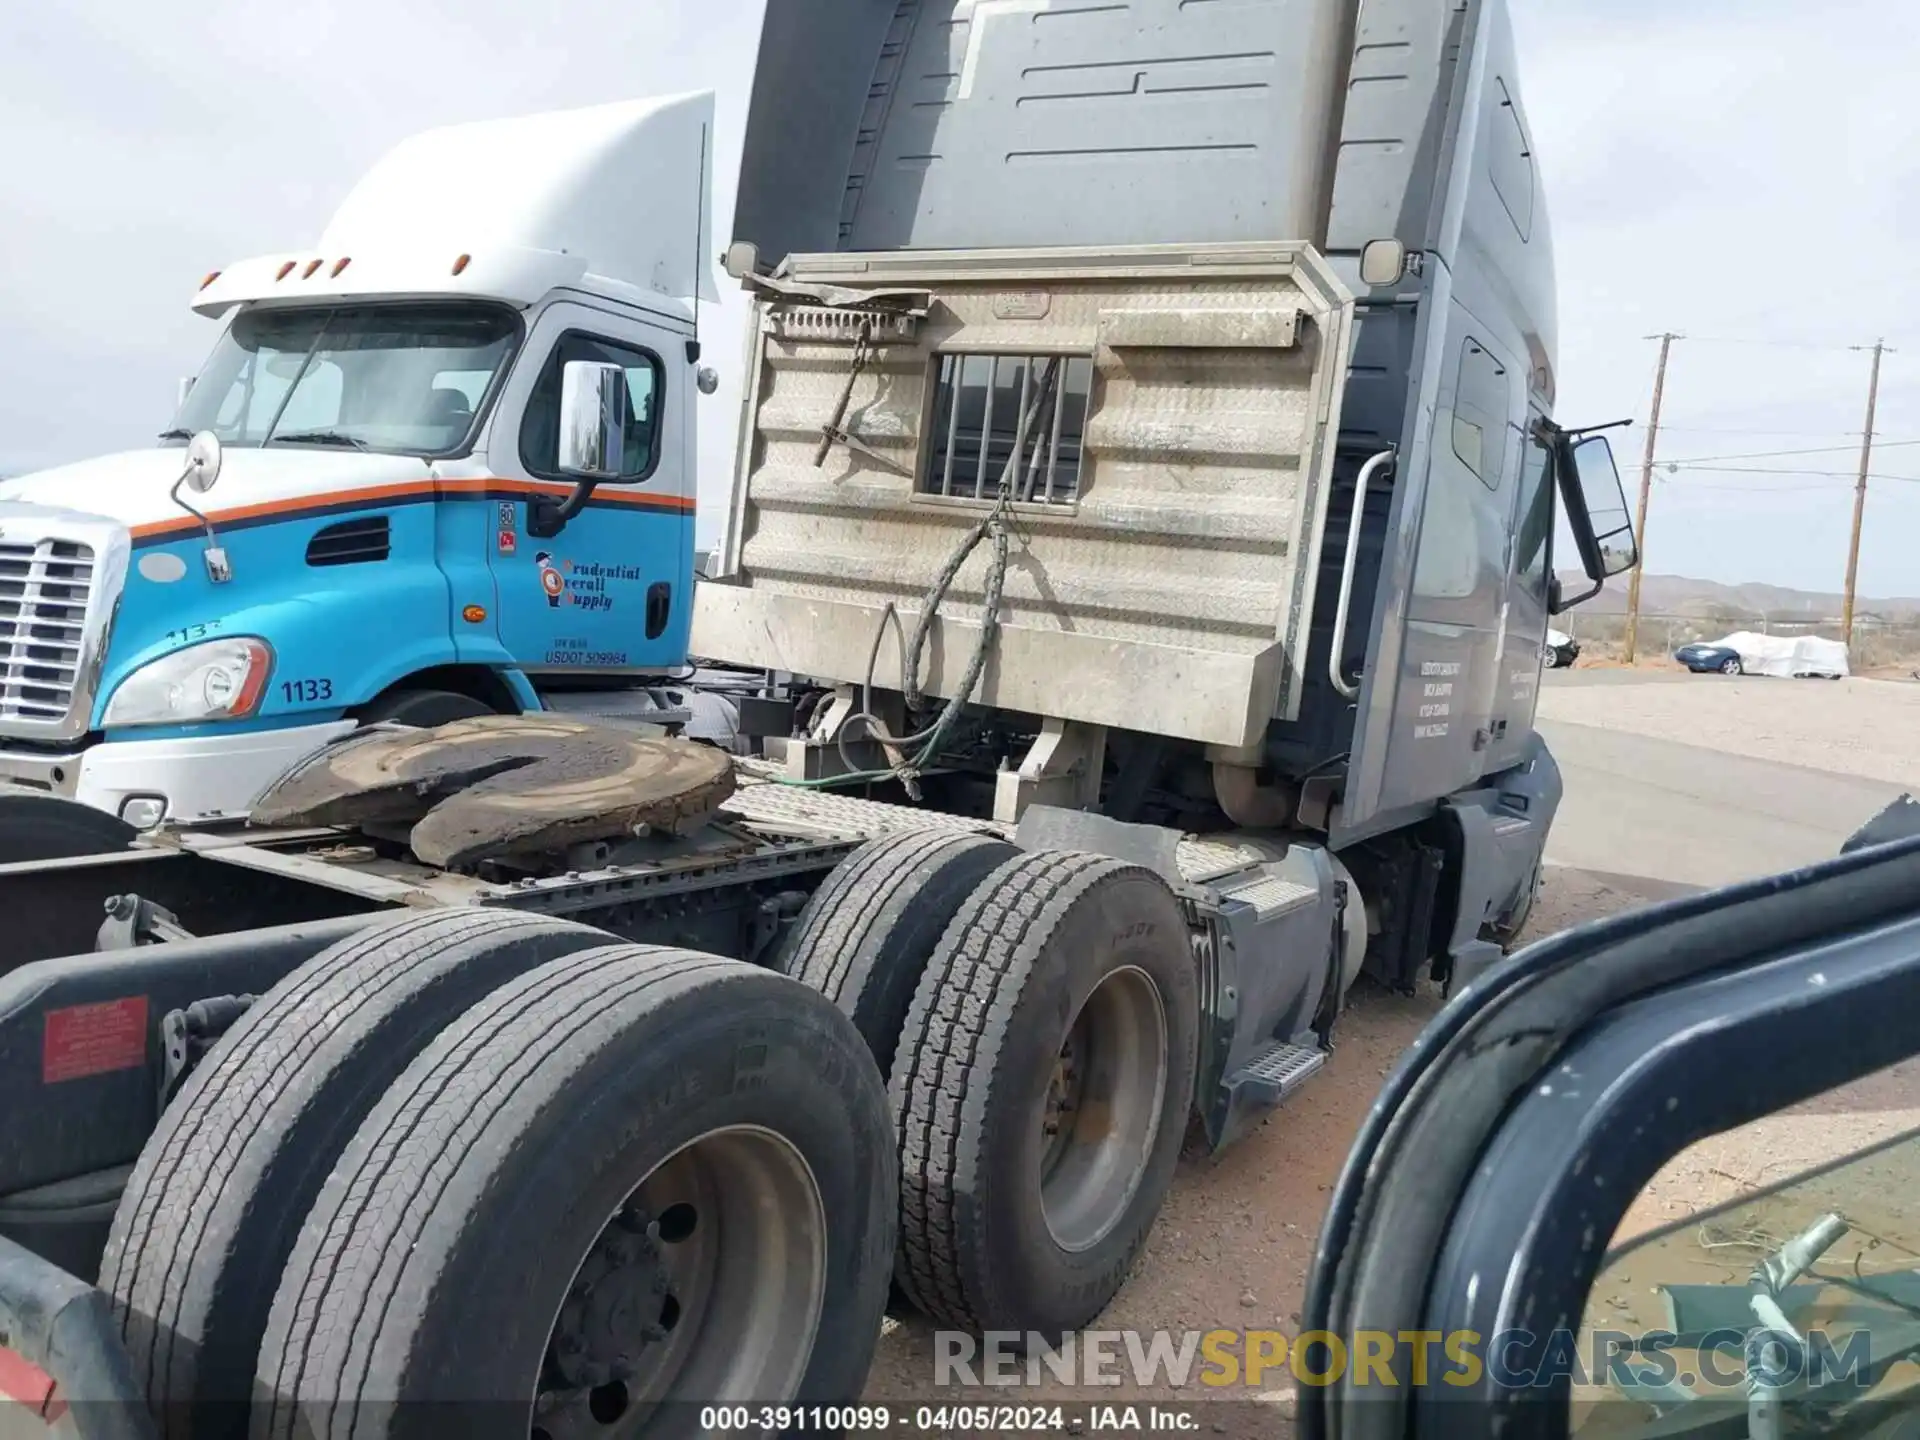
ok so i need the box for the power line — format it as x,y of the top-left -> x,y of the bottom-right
1661,464 -> 1920,482
1655,439 -> 1920,466
1673,335 -> 1896,354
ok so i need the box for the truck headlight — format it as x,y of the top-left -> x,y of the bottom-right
103,637 -> 274,727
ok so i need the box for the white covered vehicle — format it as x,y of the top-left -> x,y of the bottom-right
1699,631 -> 1850,679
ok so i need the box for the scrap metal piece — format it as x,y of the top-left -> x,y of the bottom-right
250,715 -> 737,868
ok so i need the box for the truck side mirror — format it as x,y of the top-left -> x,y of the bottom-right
557,360 -> 631,480
1568,435 -> 1638,579
1550,431 -> 1638,612
532,360 -> 629,539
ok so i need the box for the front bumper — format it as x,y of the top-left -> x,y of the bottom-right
0,721 -> 355,827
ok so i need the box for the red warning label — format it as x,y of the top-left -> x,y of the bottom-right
42,996 -> 149,1084
0,1342 -> 62,1421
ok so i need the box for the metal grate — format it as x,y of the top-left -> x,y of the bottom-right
923,352 -> 1093,505
0,537 -> 93,726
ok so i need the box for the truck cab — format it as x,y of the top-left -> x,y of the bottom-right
0,92 -> 715,830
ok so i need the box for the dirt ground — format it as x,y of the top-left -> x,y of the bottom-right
1537,674 -> 1920,790
859,866 -> 1686,1430
859,678 -> 1920,1431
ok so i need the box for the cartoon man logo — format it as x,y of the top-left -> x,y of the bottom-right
534,552 -> 566,608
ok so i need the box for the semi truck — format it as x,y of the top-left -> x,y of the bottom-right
0,93 -> 720,833
0,0 -> 1653,1435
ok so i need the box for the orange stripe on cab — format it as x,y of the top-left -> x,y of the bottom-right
129,477 -> 694,542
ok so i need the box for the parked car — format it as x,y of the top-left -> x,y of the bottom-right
1677,631 -> 1849,679
1675,641 -> 1745,675
1543,628 -> 1580,668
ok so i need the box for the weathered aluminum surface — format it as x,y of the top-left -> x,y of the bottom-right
694,244 -> 1355,748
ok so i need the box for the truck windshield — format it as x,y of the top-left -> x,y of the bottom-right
173,303 -> 520,457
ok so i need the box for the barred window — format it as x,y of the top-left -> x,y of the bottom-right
922,353 -> 1094,504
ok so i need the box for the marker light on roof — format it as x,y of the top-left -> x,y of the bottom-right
452,254 -> 471,276
331,257 -> 352,278
198,271 -> 221,290
275,261 -> 296,281
302,259 -> 324,279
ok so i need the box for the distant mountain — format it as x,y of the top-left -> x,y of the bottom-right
1558,572 -> 1920,622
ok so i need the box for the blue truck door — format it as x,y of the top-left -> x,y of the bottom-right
482,300 -> 694,676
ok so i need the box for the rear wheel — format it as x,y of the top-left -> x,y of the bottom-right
101,910 -> 611,1434
255,946 -> 896,1440
0,791 -> 134,863
784,828 -> 1017,1079
891,850 -> 1198,1334
360,687 -> 495,728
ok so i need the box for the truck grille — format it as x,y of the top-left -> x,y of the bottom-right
0,537 -> 94,726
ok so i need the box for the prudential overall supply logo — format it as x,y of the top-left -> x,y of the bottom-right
933,1327 -> 1876,1394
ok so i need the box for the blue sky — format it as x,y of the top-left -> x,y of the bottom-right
3,0 -> 1914,597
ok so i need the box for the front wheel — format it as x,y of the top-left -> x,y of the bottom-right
1720,657 -> 1744,676
0,791 -> 135,863
360,687 -> 496,728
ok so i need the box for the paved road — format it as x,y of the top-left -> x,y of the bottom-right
1539,679 -> 1909,888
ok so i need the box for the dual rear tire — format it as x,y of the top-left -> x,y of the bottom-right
105,911 -> 895,1439
786,831 -> 1200,1335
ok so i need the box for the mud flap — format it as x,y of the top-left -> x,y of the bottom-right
0,1233 -> 153,1439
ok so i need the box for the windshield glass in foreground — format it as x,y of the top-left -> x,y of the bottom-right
173,303 -> 519,456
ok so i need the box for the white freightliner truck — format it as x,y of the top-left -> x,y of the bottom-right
0,2 -> 1707,1437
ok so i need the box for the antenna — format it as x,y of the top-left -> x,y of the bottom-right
687,120 -> 709,365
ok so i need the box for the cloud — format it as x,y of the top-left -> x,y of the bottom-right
4,0 -> 1914,597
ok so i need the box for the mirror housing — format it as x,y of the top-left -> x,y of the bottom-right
721,241 -> 761,281
531,361 -> 629,539
696,365 -> 721,396
182,431 -> 223,494
557,361 -> 630,479
169,432 -> 232,583
1359,238 -> 1408,288
1548,426 -> 1639,613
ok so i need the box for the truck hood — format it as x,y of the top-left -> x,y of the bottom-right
0,447 -> 433,535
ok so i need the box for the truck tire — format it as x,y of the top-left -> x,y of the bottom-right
891,850 -> 1198,1333
0,791 -> 135,863
100,909 -> 611,1436
784,828 -> 1017,1078
360,687 -> 495,728
255,945 -> 896,1440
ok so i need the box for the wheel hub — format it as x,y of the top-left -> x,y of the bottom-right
1036,966 -> 1170,1254
547,1205 -> 679,1392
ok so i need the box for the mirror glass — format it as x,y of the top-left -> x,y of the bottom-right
183,431 -> 223,493
1571,1056 -> 1920,1433
1571,435 -> 1637,578
1360,238 -> 1408,287
556,360 -> 631,479
721,241 -> 760,280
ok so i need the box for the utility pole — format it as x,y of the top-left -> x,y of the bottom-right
1622,333 -> 1679,664
1842,340 -> 1888,646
